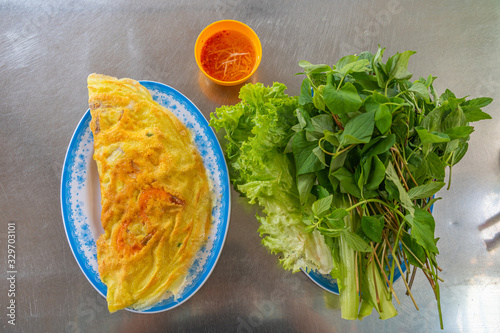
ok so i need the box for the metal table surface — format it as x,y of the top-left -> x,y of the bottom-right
1,1 -> 499,332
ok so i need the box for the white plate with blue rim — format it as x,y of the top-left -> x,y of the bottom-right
60,80 -> 231,313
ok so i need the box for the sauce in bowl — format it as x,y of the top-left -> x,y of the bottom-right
195,20 -> 262,86
200,30 -> 256,82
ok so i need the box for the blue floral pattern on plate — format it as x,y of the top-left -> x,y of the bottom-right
60,81 -> 231,313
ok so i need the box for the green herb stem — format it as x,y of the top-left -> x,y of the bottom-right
335,143 -> 356,157
346,199 -> 406,221
386,239 -> 419,310
339,231 -> 359,320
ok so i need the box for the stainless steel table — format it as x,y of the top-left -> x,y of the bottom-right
1,1 -> 499,332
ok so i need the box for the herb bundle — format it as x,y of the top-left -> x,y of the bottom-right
210,47 -> 492,327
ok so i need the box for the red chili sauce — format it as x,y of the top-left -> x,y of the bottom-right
200,30 -> 256,82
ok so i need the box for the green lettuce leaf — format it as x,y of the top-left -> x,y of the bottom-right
210,82 -> 334,273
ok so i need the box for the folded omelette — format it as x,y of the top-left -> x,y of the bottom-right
87,74 -> 212,312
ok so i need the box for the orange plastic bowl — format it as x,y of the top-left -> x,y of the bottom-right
195,20 -> 262,86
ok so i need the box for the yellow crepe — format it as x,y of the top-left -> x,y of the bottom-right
87,74 -> 212,312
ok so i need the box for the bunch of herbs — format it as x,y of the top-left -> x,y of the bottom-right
210,46 -> 492,327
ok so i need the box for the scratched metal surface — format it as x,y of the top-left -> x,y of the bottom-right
1,0 -> 499,332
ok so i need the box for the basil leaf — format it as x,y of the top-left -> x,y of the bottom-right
365,155 -> 386,190
324,130 -> 340,146
415,126 -> 450,145
462,106 -> 492,122
408,81 -> 431,103
449,142 -> 469,166
443,104 -> 467,130
296,107 -> 315,132
312,195 -> 333,217
299,78 -> 313,105
373,90 -> 391,104
358,51 -> 374,62
332,167 -> 362,197
297,172 -> 316,204
363,95 -> 380,114
313,146 -> 327,167
462,97 -> 493,109
335,55 -> 358,69
335,58 -> 370,77
384,178 -> 399,202
342,231 -> 372,252
361,156 -> 372,184
330,150 -> 348,172
407,181 -> 445,200
328,208 -> 349,221
426,151 -> 446,181
311,114 -> 334,137
328,150 -> 347,190
340,111 -> 375,146
350,71 -> 380,92
385,162 -> 415,216
312,85 -> 326,111
422,74 -> 437,88
422,106 -> 447,132
312,184 -> 330,199
372,46 -> 387,88
298,60 -> 332,74
361,215 -> 384,243
439,89 -> 457,103
356,163 -> 365,193
444,138 -> 460,155
361,134 -> 396,159
293,131 -> 325,175
375,104 -> 392,134
387,50 -> 416,82
402,233 -> 426,268
405,208 -> 438,253
391,113 -> 409,145
324,82 -> 363,115
444,126 -> 474,140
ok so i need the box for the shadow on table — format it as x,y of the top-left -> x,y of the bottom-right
197,70 -> 262,106
478,212 -> 500,252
